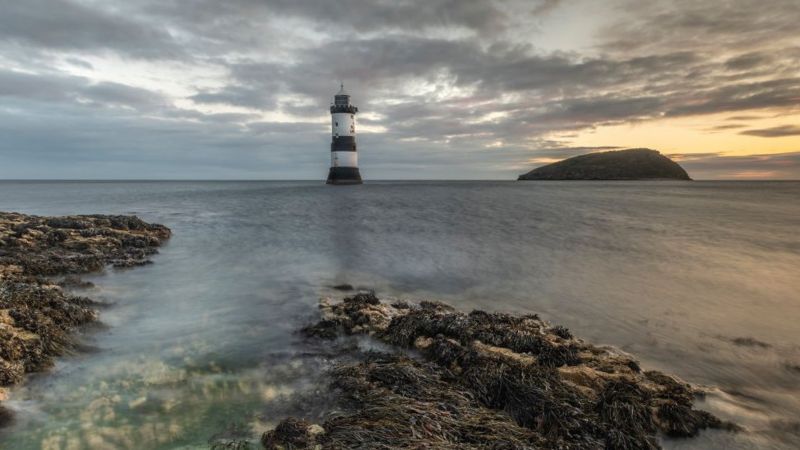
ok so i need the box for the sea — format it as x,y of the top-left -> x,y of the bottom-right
0,180 -> 798,449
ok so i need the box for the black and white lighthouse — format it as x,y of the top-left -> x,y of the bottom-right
327,83 -> 362,185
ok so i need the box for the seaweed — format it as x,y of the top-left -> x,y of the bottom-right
262,417 -> 323,450
655,400 -> 726,438
551,325 -> 573,340
316,353 -> 545,450
301,319 -> 341,340
595,380 -> 655,445
274,292 -> 737,449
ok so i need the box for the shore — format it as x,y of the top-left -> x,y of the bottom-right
264,292 -> 738,449
0,212 -> 170,426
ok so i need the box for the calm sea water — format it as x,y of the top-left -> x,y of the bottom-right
0,181 -> 798,449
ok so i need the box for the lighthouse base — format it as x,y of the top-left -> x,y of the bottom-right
327,167 -> 362,185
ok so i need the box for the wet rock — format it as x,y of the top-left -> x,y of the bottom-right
0,211 -> 170,426
57,275 -> 95,289
301,320 -> 341,340
551,325 -> 573,340
0,405 -> 12,427
210,441 -> 253,450
261,417 -> 323,449
274,293 -> 737,449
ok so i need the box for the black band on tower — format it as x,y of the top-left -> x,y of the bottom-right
327,167 -> 362,185
331,136 -> 357,152
330,104 -> 358,114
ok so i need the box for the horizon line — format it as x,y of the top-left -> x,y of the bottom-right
1,178 -> 799,182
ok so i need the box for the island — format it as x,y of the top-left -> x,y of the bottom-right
518,148 -> 691,181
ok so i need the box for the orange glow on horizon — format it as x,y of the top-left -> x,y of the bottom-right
554,112 -> 800,157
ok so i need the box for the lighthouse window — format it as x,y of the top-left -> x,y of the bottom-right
335,121 -> 338,126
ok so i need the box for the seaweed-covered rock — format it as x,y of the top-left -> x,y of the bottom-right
262,417 -> 324,449
0,211 -> 170,426
322,352 -> 546,449
274,292 -> 736,449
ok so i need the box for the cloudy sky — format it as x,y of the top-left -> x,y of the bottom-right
1,0 -> 799,180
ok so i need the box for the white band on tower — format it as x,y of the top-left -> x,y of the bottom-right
331,151 -> 358,168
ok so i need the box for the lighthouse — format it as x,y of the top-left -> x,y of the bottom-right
327,83 -> 362,184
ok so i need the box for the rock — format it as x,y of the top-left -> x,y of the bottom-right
0,358 -> 24,385
271,292 -> 736,449
301,320 -> 340,340
57,275 -> 95,289
518,148 -> 691,180
261,417 -> 323,449
0,211 -> 170,427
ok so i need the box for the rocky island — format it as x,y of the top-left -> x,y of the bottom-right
263,292 -> 736,449
0,212 -> 170,426
518,148 -> 691,181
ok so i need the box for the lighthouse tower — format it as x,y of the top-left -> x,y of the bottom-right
327,83 -> 362,185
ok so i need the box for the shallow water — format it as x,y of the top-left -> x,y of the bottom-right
0,180 -> 798,449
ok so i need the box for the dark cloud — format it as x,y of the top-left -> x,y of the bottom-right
166,0 -> 563,36
600,0 -> 800,54
190,86 -> 279,110
0,0 -> 182,59
741,125 -> 800,138
664,78 -> 800,117
533,96 -> 663,124
0,69 -> 167,110
725,52 -> 772,71
726,115 -> 763,121
266,0 -> 509,34
708,124 -> 747,131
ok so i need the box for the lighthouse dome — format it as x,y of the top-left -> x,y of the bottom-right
331,83 -> 357,113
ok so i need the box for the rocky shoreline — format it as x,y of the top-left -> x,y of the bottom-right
264,292 -> 737,449
0,212 -> 170,426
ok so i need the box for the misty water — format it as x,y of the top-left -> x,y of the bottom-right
0,180 -> 798,449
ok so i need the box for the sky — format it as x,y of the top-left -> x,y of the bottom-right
0,0 -> 798,180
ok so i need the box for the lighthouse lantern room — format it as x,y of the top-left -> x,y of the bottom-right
327,83 -> 363,184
